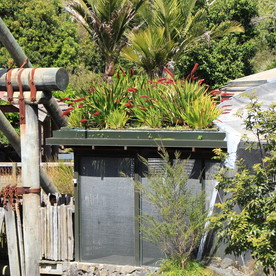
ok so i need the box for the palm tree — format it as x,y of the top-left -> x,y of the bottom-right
122,0 -> 244,78
65,0 -> 145,77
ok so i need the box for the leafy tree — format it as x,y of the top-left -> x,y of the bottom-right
251,0 -> 276,71
65,0 -> 145,77
211,96 -> 276,274
122,0 -> 243,78
135,150 -> 208,269
0,0 -> 80,69
176,0 -> 259,88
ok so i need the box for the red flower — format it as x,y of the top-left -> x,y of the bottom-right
198,79 -> 205,84
140,108 -> 147,111
129,68 -> 134,77
139,95 -> 150,98
186,63 -> 199,79
89,88 -> 96,93
125,103 -> 135,107
221,98 -> 231,102
78,103 -> 84,108
66,107 -> 74,111
59,97 -> 70,102
165,79 -> 174,84
93,111 -> 100,115
61,110 -> 72,116
164,67 -> 174,78
221,92 -> 234,96
115,99 -> 120,103
73,97 -> 86,102
210,90 -> 221,95
149,98 -> 157,102
79,119 -> 88,123
127,88 -> 138,92
157,78 -> 167,82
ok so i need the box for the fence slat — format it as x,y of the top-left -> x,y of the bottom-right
15,203 -> 25,276
67,207 -> 74,260
39,195 -> 74,262
4,203 -> 21,276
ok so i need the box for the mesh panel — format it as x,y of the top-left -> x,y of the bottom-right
79,157 -> 135,265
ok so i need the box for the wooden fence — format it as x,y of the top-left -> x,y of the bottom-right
0,194 -> 75,276
40,194 -> 74,261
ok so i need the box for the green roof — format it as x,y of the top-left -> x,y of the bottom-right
46,128 -> 227,149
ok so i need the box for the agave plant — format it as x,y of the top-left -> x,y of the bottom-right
65,0 -> 145,77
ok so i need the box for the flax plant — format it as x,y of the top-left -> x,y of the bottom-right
65,69 -> 222,129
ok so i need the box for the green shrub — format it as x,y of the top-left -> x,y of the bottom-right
136,150 -> 208,269
211,96 -> 276,274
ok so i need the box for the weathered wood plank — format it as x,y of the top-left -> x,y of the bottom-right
0,207 -> 5,233
0,68 -> 69,91
67,207 -> 74,260
60,205 -> 68,260
4,203 -> 21,276
53,205 -> 58,261
15,203 -> 25,276
58,206 -> 61,261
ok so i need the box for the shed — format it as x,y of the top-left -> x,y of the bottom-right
47,129 -> 227,266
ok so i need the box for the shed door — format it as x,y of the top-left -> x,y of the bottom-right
79,156 -> 135,265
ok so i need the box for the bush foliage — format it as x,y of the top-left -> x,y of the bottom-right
135,150 -> 208,269
211,96 -> 276,274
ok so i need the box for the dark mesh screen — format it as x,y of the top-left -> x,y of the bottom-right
79,157 -> 135,265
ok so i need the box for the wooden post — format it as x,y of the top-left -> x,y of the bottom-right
21,104 -> 41,276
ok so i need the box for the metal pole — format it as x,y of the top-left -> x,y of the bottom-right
0,17 -> 68,128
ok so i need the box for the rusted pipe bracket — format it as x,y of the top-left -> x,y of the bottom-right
18,68 -> 26,124
16,187 -> 41,195
5,69 -> 14,103
29,67 -> 37,103
0,185 -> 41,209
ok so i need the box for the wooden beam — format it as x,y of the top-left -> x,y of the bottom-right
0,68 -> 69,92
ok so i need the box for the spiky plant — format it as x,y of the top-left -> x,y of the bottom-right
65,0 -> 145,76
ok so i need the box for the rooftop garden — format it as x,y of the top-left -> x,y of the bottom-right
58,66 -> 227,130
